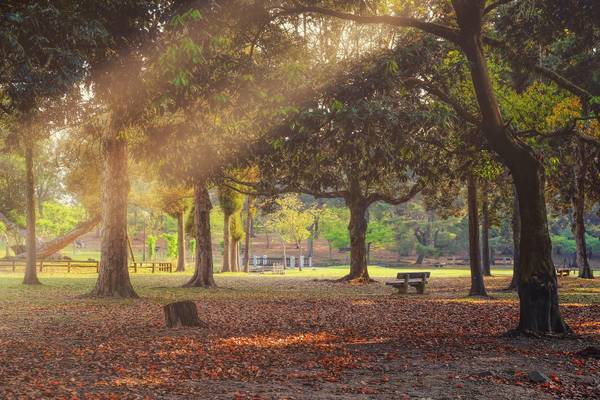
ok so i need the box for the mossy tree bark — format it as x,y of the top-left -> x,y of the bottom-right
242,196 -> 254,273
176,210 -> 186,272
221,213 -> 231,272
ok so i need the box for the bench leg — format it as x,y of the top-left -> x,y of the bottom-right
397,284 -> 408,294
415,283 -> 425,294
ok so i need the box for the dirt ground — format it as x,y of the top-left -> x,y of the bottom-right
0,273 -> 599,399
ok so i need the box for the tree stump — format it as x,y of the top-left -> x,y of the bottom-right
163,301 -> 206,328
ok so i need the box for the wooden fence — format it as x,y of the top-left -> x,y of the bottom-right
0,259 -> 173,273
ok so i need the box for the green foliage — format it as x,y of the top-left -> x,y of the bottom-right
37,202 -> 87,238
218,186 -> 244,216
189,238 -> 196,257
162,233 -> 178,259
230,212 -> 245,242
366,215 -> 396,249
320,207 -> 350,250
147,235 -> 157,260
266,195 -> 314,247
416,243 -> 438,258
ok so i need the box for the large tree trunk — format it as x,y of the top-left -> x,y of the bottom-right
243,196 -> 253,273
453,0 -> 569,334
23,144 -> 40,285
572,140 -> 593,279
481,183 -> 491,276
508,184 -> 521,290
184,180 -> 216,288
176,210 -> 186,272
467,174 -> 487,296
339,197 -> 371,282
89,133 -> 137,298
221,213 -> 231,272
15,215 -> 101,259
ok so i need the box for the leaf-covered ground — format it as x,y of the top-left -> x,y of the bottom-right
0,268 -> 599,399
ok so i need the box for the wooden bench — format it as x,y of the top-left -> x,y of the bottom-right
556,268 -> 571,277
386,272 -> 431,294
250,263 -> 285,274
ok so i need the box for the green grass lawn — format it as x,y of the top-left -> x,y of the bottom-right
0,264 -> 514,302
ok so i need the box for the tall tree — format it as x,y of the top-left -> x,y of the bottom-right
282,0 -> 585,334
0,1 -> 106,284
250,49 -> 457,281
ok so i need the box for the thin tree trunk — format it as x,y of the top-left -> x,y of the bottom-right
307,223 -> 315,258
142,220 -> 146,262
298,242 -> 303,271
481,183 -> 492,276
243,197 -> 253,273
339,197 -> 371,282
572,140 -> 593,279
467,174 -> 486,296
221,213 -> 231,272
282,240 -> 286,268
454,1 -> 568,333
508,184 -> 521,290
176,210 -> 186,272
184,180 -> 215,288
231,240 -> 240,272
89,132 -> 137,298
23,144 -> 40,285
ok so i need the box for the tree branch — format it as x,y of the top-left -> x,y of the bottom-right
275,6 -> 462,45
482,36 -> 595,103
483,0 -> 517,15
404,78 -> 481,126
367,180 -> 423,205
516,121 -> 600,148
221,175 -> 347,199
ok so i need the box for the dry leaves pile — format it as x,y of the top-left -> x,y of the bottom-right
0,276 -> 599,399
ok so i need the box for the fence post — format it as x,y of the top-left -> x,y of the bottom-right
134,262 -> 137,273
253,255 -> 257,267
152,263 -> 155,273
290,256 -> 295,269
300,256 -> 304,269
39,261 -> 43,272
67,261 -> 71,273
